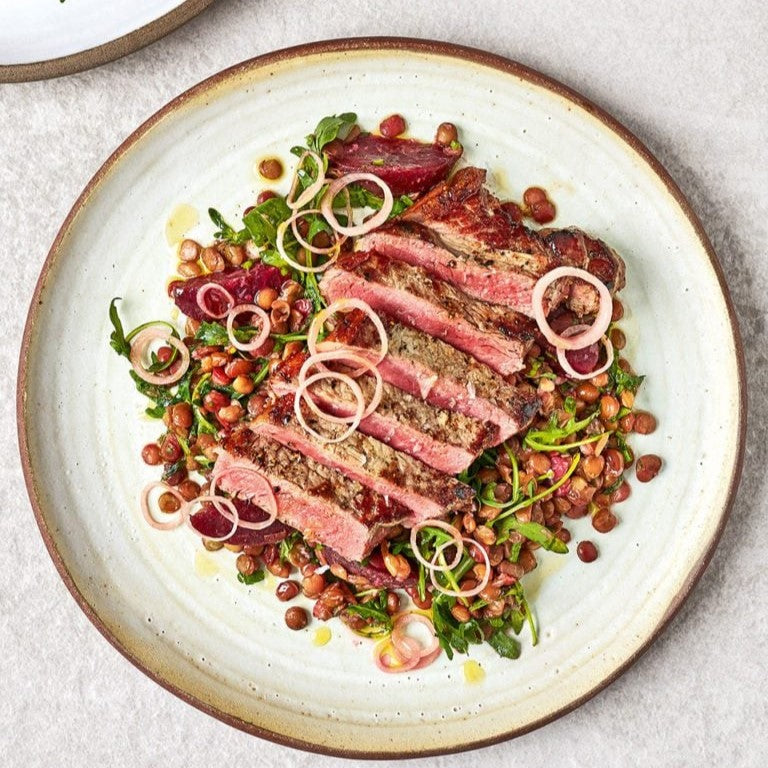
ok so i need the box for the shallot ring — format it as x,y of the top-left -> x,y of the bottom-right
140,482 -> 188,530
320,173 -> 394,237
129,327 -> 190,385
308,298 -> 389,368
294,370 -> 365,443
373,636 -> 421,673
287,207 -> 345,256
391,613 -> 440,661
532,266 -> 612,350
556,324 -> 615,380
299,350 -> 383,420
286,151 -> 326,211
196,282 -> 236,319
186,494 -> 239,542
276,213 -> 340,274
409,520 -> 464,573
209,467 -> 278,531
429,538 -> 491,598
226,303 -> 271,353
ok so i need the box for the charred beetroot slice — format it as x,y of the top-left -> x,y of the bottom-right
189,497 -> 291,546
321,546 -> 417,590
278,351 -> 494,473
168,264 -> 283,321
252,396 -> 474,518
321,251 -> 536,376
325,134 -> 462,197
324,310 -> 539,442
395,167 -> 625,314
216,428 -> 412,561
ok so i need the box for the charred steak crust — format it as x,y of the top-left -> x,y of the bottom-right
396,166 -> 626,305
254,396 -> 475,516
222,428 -> 409,529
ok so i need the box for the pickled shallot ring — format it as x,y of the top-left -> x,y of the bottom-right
409,520 -> 464,573
209,467 -> 278,531
186,494 -> 239,542
532,266 -> 612,350
391,613 -> 440,661
289,208 -> 345,255
308,298 -> 389,367
129,326 -> 190,385
556,324 -> 615,381
226,303 -> 271,352
373,635 -> 421,673
276,217 -> 338,274
140,482 -> 187,530
299,350 -> 383,419
196,282 -> 236,319
429,537 -> 491,598
286,150 -> 326,211
320,173 -> 394,237
294,370 -> 364,443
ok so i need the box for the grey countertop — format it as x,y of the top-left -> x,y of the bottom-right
1,1 -> 766,766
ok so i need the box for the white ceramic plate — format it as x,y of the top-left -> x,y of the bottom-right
0,0 -> 213,82
18,39 -> 745,757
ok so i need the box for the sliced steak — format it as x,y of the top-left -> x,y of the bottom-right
320,251 -> 536,376
357,223 -> 545,315
189,497 -> 291,546
216,429 -> 412,561
252,395 -> 474,517
168,264 -> 283,321
271,352 -> 495,474
325,133 -> 462,197
322,309 -> 539,442
393,166 -> 625,314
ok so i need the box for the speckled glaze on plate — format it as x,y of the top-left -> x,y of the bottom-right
0,0 -> 213,83
17,39 -> 745,757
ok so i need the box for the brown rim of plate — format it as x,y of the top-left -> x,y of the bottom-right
16,37 -> 747,759
0,0 -> 214,83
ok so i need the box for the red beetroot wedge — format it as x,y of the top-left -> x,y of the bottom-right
322,309 -> 540,442
189,497 -> 291,546
216,429 -> 413,561
251,396 -> 474,519
168,264 -> 283,321
270,353 -> 496,474
325,133 -> 462,197
320,251 -> 536,376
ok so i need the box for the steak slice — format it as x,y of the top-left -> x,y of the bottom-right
320,251 -> 536,376
394,166 -> 625,314
251,395 -> 474,518
322,309 -> 540,442
168,264 -> 283,321
325,133 -> 462,197
271,352 -> 496,474
357,223 -> 544,315
216,429 -> 412,561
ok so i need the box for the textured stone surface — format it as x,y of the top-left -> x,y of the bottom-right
1,1 -> 766,766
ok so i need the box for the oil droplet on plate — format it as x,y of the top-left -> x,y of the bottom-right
194,550 -> 219,578
165,203 -> 198,246
463,659 -> 485,684
313,627 -> 332,646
